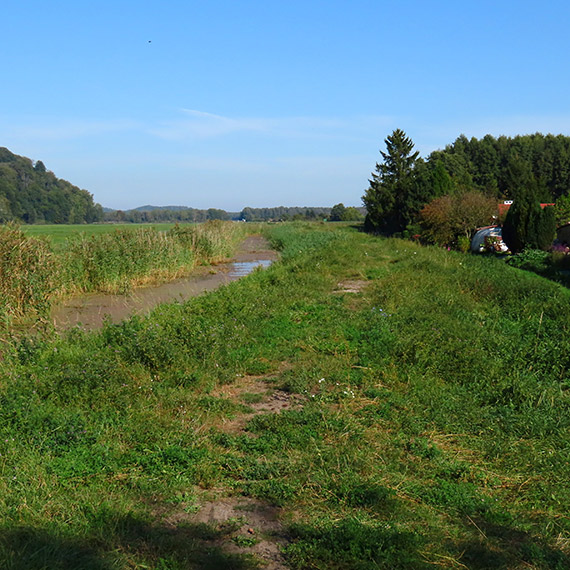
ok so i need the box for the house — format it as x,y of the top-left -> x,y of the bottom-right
498,200 -> 555,219
472,201 -> 557,253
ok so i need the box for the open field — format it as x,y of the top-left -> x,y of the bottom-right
22,223 -> 179,248
0,223 -> 569,569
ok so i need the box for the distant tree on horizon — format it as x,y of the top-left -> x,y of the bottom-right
330,203 -> 347,221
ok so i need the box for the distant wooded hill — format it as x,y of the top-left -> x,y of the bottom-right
0,148 -> 103,223
0,147 -> 361,225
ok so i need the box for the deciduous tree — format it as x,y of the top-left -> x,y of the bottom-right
330,203 -> 347,221
419,191 -> 497,247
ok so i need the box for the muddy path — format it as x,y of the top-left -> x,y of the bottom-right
51,235 -> 278,331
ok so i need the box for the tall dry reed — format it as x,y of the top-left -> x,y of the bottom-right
168,219 -> 246,262
61,227 -> 196,294
0,224 -> 57,324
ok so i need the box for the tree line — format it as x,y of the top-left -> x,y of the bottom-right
105,205 -> 364,223
239,206 -> 331,222
104,206 -> 232,223
0,147 -> 364,225
363,130 -> 569,251
0,148 -> 103,224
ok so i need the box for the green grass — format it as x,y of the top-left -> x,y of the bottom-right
22,223 -> 178,248
0,222 -> 569,568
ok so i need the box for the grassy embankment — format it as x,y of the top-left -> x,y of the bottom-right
0,221 -> 247,329
1,223 -> 569,569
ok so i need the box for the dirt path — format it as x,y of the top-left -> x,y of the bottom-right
165,495 -> 288,569
50,235 -> 277,331
51,235 -> 295,565
158,373 -> 304,569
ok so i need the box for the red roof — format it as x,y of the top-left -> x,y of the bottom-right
498,202 -> 554,217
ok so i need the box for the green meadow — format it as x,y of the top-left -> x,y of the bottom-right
0,223 -> 569,569
22,223 -> 178,249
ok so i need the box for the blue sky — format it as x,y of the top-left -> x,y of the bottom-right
2,0 -> 570,211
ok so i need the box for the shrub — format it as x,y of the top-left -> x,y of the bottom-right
419,191 -> 496,248
502,194 -> 555,253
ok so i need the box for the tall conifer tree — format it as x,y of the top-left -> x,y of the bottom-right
363,129 -> 420,234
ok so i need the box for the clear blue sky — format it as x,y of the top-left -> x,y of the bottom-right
2,0 -> 569,211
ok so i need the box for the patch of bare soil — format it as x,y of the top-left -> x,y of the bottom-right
162,373 -> 304,568
213,374 -> 304,434
164,496 -> 289,569
333,279 -> 369,294
232,235 -> 279,263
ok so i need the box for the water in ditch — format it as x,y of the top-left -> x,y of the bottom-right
50,236 -> 277,332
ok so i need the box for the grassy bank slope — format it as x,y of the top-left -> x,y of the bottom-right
0,223 -> 569,569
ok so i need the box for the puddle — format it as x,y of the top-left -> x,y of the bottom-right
51,236 -> 277,332
229,259 -> 273,277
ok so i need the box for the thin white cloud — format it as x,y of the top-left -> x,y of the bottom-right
6,111 -> 570,152
148,109 -> 394,141
146,109 -> 266,139
0,110 -> 394,146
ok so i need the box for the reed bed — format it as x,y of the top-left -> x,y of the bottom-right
168,219 -> 245,262
61,227 -> 196,294
0,221 -> 246,329
0,225 -> 57,324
